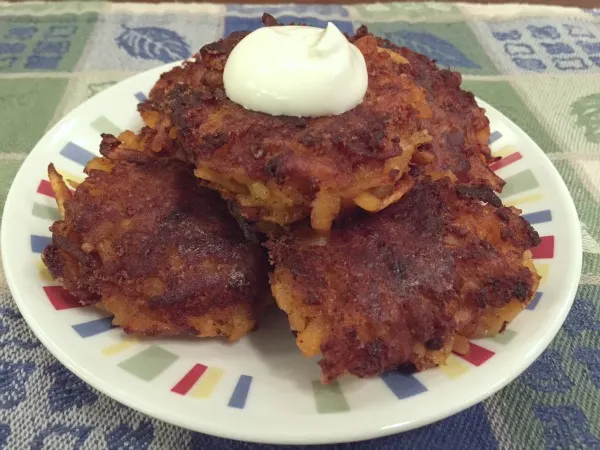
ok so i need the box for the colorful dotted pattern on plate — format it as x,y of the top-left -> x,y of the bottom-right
31,104 -> 555,413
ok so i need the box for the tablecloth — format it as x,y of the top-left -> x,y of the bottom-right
1,2 -> 599,449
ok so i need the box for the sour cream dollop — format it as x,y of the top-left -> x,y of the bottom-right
223,23 -> 368,118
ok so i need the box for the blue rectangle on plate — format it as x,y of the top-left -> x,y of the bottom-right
31,235 -> 51,253
72,317 -> 115,338
60,142 -> 95,166
489,130 -> 502,145
228,375 -> 253,409
527,292 -> 543,310
522,210 -> 552,225
381,372 -> 427,399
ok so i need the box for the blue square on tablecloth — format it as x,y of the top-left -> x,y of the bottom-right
224,15 -> 354,36
226,4 -> 349,17
472,17 -> 600,74
75,8 -> 223,72
188,402 -> 497,449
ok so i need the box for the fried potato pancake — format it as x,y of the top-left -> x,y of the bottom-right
42,138 -> 269,341
267,178 -> 540,382
358,28 -> 504,191
140,16 -> 434,233
139,16 -> 503,233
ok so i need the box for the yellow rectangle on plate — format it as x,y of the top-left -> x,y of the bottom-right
101,338 -> 138,356
439,354 -> 468,379
493,145 -> 517,160
36,259 -> 53,282
503,193 -> 544,208
190,367 -> 224,398
56,168 -> 84,185
535,263 -> 549,286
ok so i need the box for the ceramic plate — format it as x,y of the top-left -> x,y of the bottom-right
1,62 -> 582,445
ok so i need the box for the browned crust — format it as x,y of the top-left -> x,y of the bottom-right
42,137 -> 269,341
137,19 -> 504,234
168,33 -> 432,183
267,178 -> 540,382
138,18 -> 438,230
358,27 -> 505,192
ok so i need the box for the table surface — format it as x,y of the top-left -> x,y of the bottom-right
1,2 -> 600,449
5,0 -> 600,7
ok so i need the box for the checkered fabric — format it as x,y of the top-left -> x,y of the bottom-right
0,2 -> 599,449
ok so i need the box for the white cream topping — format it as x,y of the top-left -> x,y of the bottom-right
223,23 -> 368,118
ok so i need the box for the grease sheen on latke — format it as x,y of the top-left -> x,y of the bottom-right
139,15 -> 502,233
268,178 -> 540,382
140,15 -> 434,232
360,27 -> 504,192
42,138 -> 269,341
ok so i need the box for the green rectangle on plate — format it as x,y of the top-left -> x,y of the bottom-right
32,203 -> 61,221
491,329 -> 517,345
499,170 -> 539,199
91,116 -> 121,136
118,345 -> 178,381
312,380 -> 350,414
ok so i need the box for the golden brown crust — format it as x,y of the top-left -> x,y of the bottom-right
98,126 -> 185,164
139,20 -> 434,231
170,35 -> 431,183
47,164 -> 72,218
42,138 -> 269,341
267,178 -> 540,382
357,27 -> 504,192
138,17 -> 503,233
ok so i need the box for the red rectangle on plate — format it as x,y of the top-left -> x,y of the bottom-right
43,286 -> 83,310
489,152 -> 523,171
531,236 -> 554,259
171,364 -> 208,395
454,342 -> 495,366
37,180 -> 54,198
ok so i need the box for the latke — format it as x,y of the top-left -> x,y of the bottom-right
267,178 -> 540,382
42,135 -> 269,341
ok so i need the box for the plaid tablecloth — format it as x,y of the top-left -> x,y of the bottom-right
1,2 -> 599,448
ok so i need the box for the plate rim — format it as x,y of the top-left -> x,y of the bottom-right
0,63 -> 583,445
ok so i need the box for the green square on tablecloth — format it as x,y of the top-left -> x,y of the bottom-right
0,78 -> 68,154
87,81 -> 116,99
352,2 -> 460,21
552,158 -> 600,277
0,2 -> 104,16
507,77 -> 600,155
365,21 -> 497,75
461,80 -> 562,155
0,159 -> 24,212
0,13 -> 97,72
49,73 -> 132,125
552,159 -> 600,249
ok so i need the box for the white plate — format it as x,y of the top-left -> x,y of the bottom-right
1,62 -> 582,445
